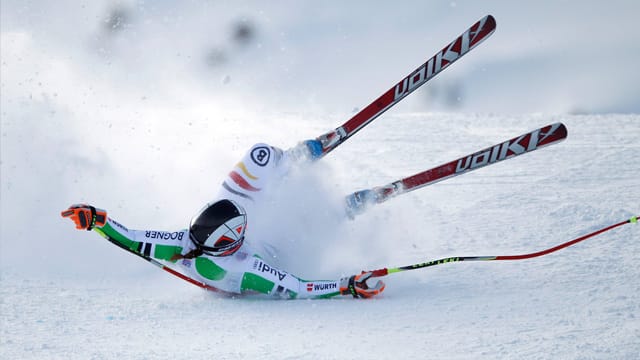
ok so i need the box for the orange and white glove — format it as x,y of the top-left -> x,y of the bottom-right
61,204 -> 107,231
340,271 -> 385,298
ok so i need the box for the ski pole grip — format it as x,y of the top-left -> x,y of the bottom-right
370,268 -> 389,277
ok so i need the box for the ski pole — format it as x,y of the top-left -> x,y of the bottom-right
93,228 -> 230,294
368,215 -> 638,278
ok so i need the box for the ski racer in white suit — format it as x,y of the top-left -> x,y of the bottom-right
61,140 -> 385,299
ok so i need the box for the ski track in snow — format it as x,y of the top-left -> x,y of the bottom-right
1,114 -> 639,359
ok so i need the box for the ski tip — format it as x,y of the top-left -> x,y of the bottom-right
537,122 -> 568,147
556,122 -> 568,140
486,15 -> 497,28
475,15 -> 497,39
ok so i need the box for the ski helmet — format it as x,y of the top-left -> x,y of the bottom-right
189,199 -> 247,257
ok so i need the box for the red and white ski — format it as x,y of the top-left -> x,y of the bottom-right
317,15 -> 497,156
346,123 -> 568,216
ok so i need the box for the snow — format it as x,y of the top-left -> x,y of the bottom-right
2,114 -> 638,359
1,1 -> 639,359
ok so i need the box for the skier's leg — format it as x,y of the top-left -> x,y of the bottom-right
285,140 -> 323,162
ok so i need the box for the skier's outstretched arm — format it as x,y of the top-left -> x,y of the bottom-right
61,204 -> 185,262
238,256 -> 385,299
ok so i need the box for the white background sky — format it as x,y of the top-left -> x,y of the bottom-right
3,0 -> 640,115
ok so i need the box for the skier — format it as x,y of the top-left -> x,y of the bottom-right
61,140 -> 385,299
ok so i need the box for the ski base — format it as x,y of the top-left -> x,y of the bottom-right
317,15 -> 496,157
345,123 -> 568,217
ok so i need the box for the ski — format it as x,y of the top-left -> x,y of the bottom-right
317,15 -> 497,156
346,123 -> 568,216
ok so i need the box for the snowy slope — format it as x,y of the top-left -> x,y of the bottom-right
1,114 -> 638,359
2,1 -> 640,359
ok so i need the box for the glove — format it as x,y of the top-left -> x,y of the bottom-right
340,271 -> 386,298
61,204 -> 107,231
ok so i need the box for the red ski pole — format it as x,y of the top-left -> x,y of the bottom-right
369,215 -> 638,278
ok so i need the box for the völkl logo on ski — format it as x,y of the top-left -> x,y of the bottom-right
316,15 -> 497,156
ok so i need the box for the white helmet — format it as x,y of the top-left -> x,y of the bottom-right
189,199 -> 247,256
